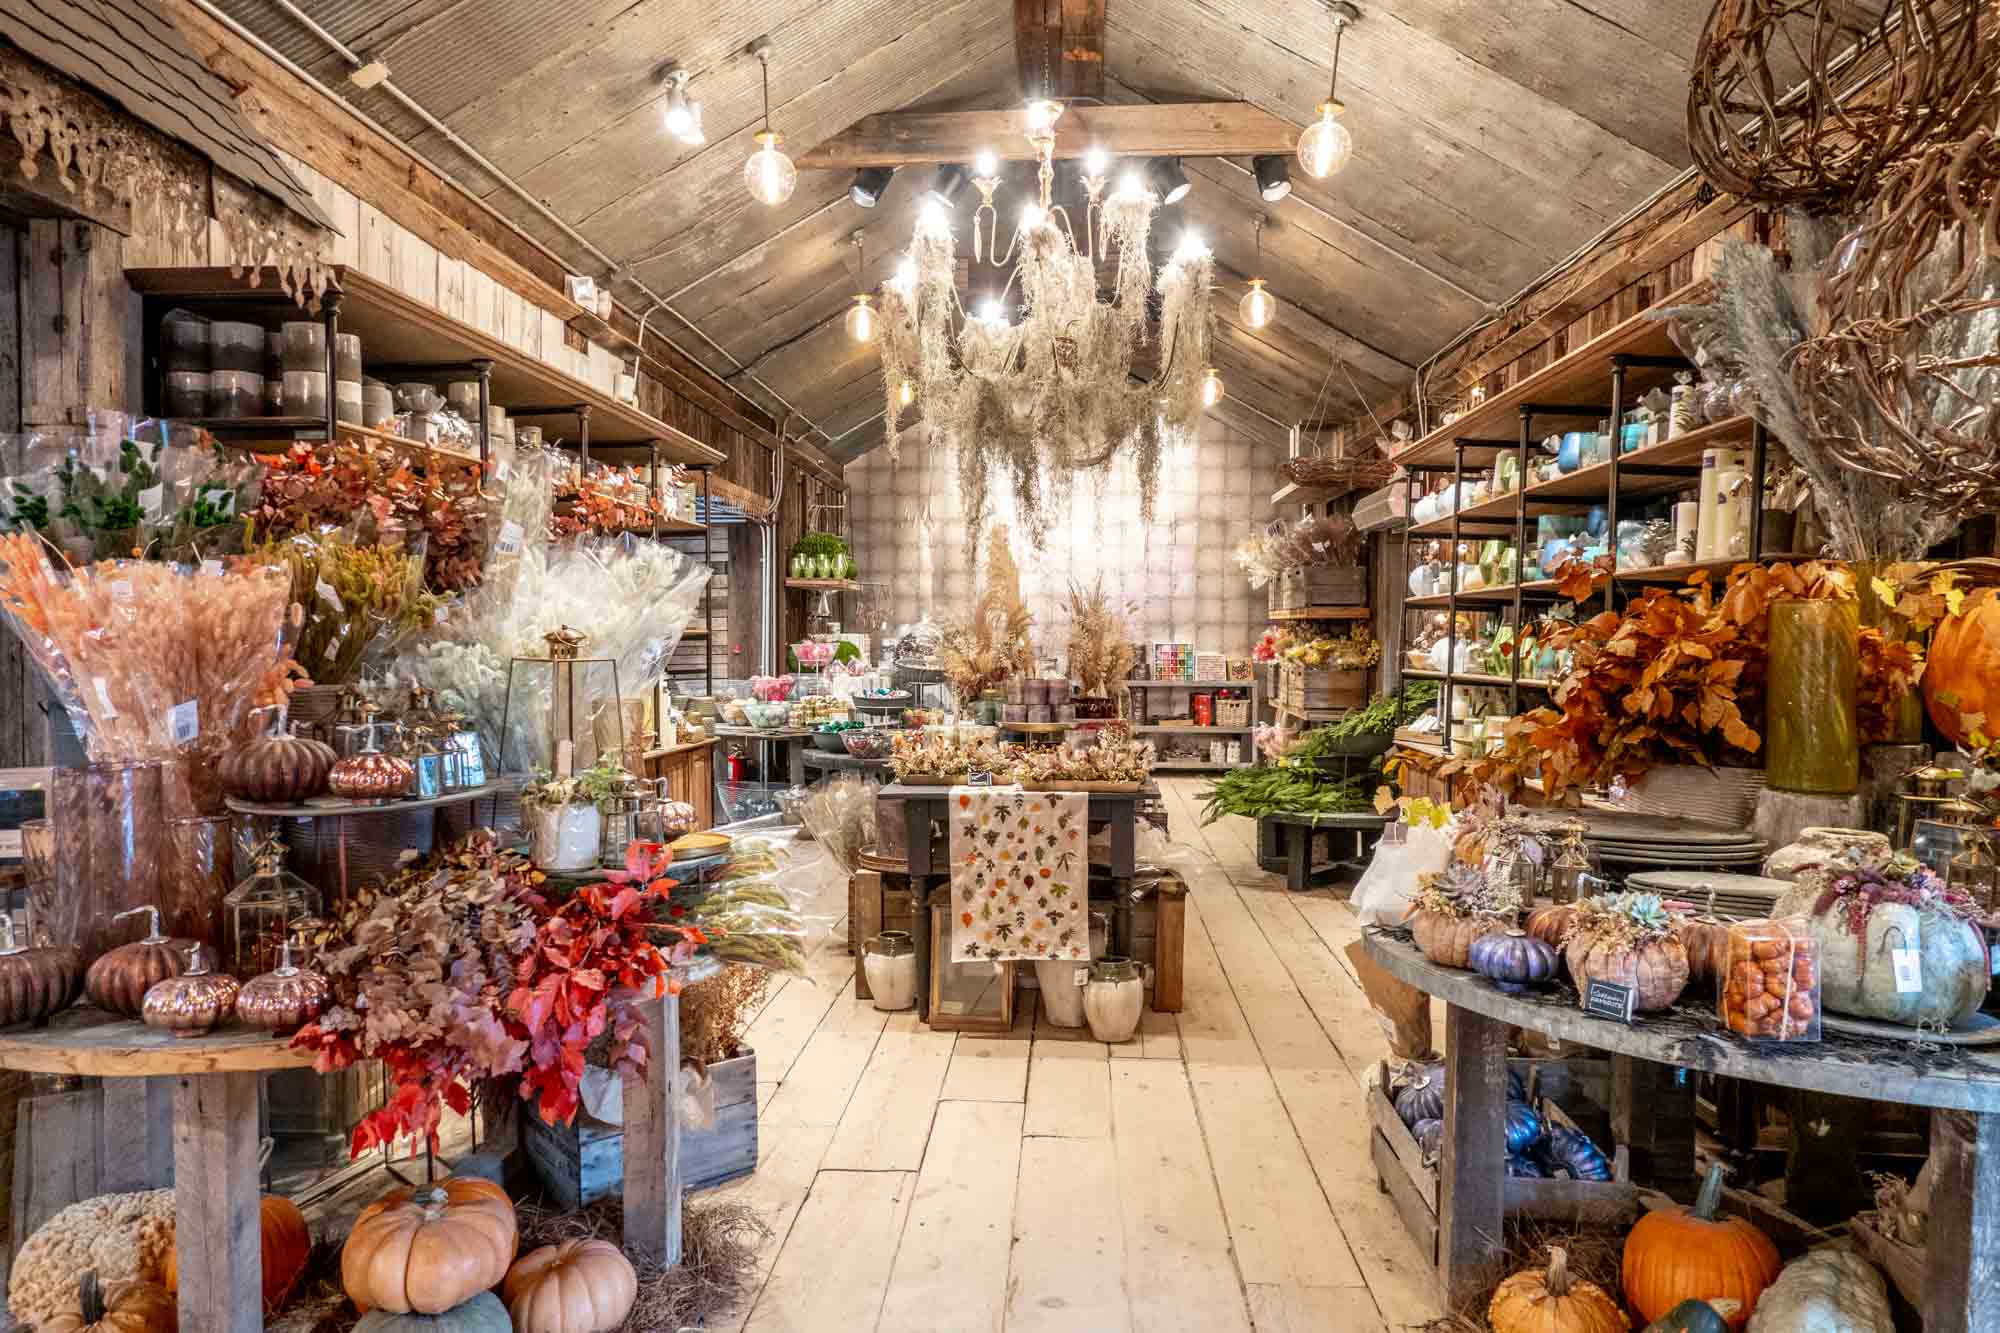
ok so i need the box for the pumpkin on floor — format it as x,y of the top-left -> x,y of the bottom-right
352,1290 -> 512,1332
1488,1246 -> 1626,1333
341,1178 -> 518,1315
501,1239 -> 638,1333
1645,1299 -> 1741,1333
163,1193 -> 310,1313
1742,1247 -> 1892,1333
37,1271 -> 177,1333
1622,1163 -> 1779,1329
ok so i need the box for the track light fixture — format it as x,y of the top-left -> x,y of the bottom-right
660,65 -> 704,145
1146,156 -> 1191,205
1298,1 -> 1359,179
928,163 -> 973,209
849,166 -> 895,208
1252,154 -> 1292,202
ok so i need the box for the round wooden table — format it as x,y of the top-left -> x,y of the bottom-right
1364,930 -> 2000,1329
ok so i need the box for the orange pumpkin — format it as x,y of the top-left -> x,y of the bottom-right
1924,586 -> 2000,745
38,1271 -> 177,1333
502,1239 -> 638,1333
163,1194 -> 310,1312
1526,905 -> 1580,957
1488,1246 -> 1626,1333
1678,916 -> 1732,996
1622,1163 -> 1779,1328
341,1178 -> 517,1315
1411,910 -> 1504,969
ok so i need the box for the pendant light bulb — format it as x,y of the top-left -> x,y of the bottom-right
743,38 -> 795,206
1240,278 -> 1275,330
1201,366 -> 1225,410
1025,99 -> 1063,134
1297,102 -> 1352,179
898,378 -> 915,408
846,293 -> 877,343
974,150 -> 999,178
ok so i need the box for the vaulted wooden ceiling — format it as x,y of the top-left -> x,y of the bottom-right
211,0 -> 1701,462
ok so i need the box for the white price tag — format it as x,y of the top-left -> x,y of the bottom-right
168,699 -> 199,745
214,489 -> 236,517
315,578 -> 344,613
92,676 -> 118,719
1893,947 -> 1924,994
137,484 -> 164,517
1073,966 -> 1090,988
109,579 -> 133,601
433,605 -> 449,624
200,558 -> 224,577
494,456 -> 511,482
495,519 -> 525,555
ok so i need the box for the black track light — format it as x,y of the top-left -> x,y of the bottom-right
1253,154 -> 1292,203
927,163 -> 972,209
849,166 -> 895,208
1146,156 -> 1191,205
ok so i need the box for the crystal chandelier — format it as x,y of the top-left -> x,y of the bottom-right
876,100 -> 1215,541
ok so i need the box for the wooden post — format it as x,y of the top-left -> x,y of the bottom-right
621,990 -> 682,1267
852,869 -> 883,1001
1611,1055 -> 1697,1201
1438,1002 -> 1509,1305
171,1072 -> 260,1333
1926,1109 -> 2000,1332
1151,893 -> 1185,1014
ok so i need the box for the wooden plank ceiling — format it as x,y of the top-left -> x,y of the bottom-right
205,0 -> 1698,463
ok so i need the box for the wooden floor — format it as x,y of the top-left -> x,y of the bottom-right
714,778 -> 1444,1333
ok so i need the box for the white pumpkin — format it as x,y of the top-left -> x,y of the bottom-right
1774,882 -> 1988,1027
1743,1247 -> 1893,1333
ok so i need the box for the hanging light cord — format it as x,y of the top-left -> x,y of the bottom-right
760,52 -> 773,131
1328,18 -> 1347,103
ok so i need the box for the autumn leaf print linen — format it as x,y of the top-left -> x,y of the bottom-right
949,785 -> 1089,962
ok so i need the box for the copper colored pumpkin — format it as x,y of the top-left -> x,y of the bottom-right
502,1239 -> 638,1333
1622,1162 -> 1778,1328
1679,915 -> 1733,995
342,1178 -> 517,1314
234,940 -> 330,1035
1411,910 -> 1503,970
164,1194 -> 311,1312
1566,929 -> 1690,1012
1526,904 -> 1579,957
218,715 -> 337,805
1924,586 -> 2000,746
0,913 -> 82,1028
84,907 -> 208,1018
37,1271 -> 177,1333
141,945 -> 241,1038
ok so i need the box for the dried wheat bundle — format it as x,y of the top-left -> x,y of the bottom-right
1064,578 -> 1136,699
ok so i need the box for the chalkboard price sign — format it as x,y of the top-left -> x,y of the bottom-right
1582,978 -> 1636,1024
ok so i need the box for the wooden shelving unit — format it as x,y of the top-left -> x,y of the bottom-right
1267,606 -> 1372,622
785,578 -> 862,593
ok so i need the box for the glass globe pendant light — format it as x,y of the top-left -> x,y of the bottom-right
845,230 -> 877,343
1297,3 -> 1359,180
1240,215 -> 1277,329
743,38 -> 796,206
1201,366 -> 1225,410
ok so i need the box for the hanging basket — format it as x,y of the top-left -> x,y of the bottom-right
1280,455 -> 1393,489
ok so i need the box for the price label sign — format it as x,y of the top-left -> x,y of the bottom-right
168,699 -> 200,745
1581,978 -> 1636,1024
1893,947 -> 1924,994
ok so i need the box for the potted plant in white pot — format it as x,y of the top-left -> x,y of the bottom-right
521,755 -> 625,872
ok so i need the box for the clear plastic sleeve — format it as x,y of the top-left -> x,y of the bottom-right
1720,916 -> 1821,1042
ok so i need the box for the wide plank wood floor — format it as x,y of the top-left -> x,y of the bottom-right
715,778 -> 1443,1332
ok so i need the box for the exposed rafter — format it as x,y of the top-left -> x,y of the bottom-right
796,102 -> 1299,169
1015,0 -> 1105,101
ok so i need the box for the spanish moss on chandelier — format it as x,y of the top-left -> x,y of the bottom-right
876,100 -> 1217,544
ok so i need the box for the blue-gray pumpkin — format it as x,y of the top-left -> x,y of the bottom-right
1412,1118 -> 1443,1161
1504,1100 -> 1545,1156
1469,929 -> 1560,993
1505,1153 -> 1548,1178
1542,1124 -> 1613,1182
1394,1061 -> 1528,1127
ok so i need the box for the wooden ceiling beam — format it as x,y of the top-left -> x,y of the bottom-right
1015,0 -> 1105,102
795,102 -> 1299,170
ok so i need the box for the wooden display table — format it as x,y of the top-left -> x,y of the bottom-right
1254,810 -> 1389,890
1364,931 -> 2000,1329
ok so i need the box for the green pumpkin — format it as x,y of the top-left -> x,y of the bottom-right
1643,1298 -> 1739,1333
355,1291 -> 511,1333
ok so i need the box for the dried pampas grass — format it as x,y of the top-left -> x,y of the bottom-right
940,523 -> 1034,700
1065,577 -> 1135,699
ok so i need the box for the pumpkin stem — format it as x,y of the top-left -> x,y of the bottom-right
1692,1160 -> 1728,1222
1544,1246 -> 1572,1297
1709,1299 -> 1743,1319
78,1270 -> 104,1322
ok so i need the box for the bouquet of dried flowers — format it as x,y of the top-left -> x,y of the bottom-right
250,530 -> 437,685
1411,860 -> 1523,920
674,837 -> 810,976
1278,625 -> 1380,669
888,730 -> 1012,783
1015,732 -> 1155,786
250,441 -> 494,592
1064,577 -> 1135,699
940,524 -> 1033,700
1251,627 -> 1280,664
1232,531 -> 1284,588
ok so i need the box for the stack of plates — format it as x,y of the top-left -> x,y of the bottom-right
1623,870 -> 1792,920
1575,811 -> 1766,875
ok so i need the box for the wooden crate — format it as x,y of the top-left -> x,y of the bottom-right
850,868 -> 918,1001
1280,664 -> 1369,712
1297,564 -> 1367,606
1368,1056 -> 1635,1268
523,1048 -> 757,1208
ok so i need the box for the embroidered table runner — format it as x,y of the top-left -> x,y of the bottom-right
948,785 -> 1090,961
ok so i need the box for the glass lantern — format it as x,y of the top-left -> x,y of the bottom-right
1547,827 -> 1595,905
1948,828 -> 2000,914
223,837 -> 320,980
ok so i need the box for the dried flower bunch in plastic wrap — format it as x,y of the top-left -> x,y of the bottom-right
250,529 -> 436,686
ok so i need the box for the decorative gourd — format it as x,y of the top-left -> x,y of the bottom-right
501,1240 -> 638,1333
1645,1300 -> 1740,1333
85,908 -> 208,1018
1567,930 -> 1690,1012
1504,1100 -> 1545,1156
1411,1118 -> 1443,1161
1411,909 -> 1498,969
1623,1163 -> 1780,1329
217,712 -> 337,804
342,1178 -> 518,1314
1922,586 -> 2000,746
37,1271 -> 177,1333
1542,1124 -> 1613,1182
1679,915 -> 1733,995
140,945 -> 240,1038
1471,930 -> 1560,993
1393,1064 -> 1447,1126
1488,1247 -> 1626,1333
1506,1154 -> 1549,1178
352,1291 -> 512,1332
1527,904 -> 1579,959
234,939 -> 331,1034
1741,1247 -> 1892,1333
1774,873 -> 1988,1027
163,1194 -> 310,1312
0,913 -> 82,1027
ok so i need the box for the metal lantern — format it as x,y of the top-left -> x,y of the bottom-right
1947,827 -> 2000,914
1547,829 -> 1594,906
222,837 -> 319,981
498,625 -> 627,775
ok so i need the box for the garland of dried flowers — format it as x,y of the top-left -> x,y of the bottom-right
888,729 -> 1155,786
1064,577 -> 1135,699
939,524 -> 1034,700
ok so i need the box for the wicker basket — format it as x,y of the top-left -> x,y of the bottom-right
1280,455 -> 1393,489
1215,697 -> 1251,728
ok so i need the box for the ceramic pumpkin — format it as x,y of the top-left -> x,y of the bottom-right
1646,1300 -> 1740,1333
352,1291 -> 512,1332
341,1179 -> 518,1314
1489,1247 -> 1625,1333
1623,1163 -> 1779,1328
140,945 -> 240,1038
217,712 -> 337,804
38,1271 -> 177,1333
1411,1118 -> 1443,1161
1741,1247 -> 1892,1333
501,1239 -> 638,1333
1392,1064 -> 1447,1126
1542,1124 -> 1613,1182
233,939 -> 331,1035
85,908 -> 209,1018
1567,930 -> 1690,1013
1526,904 -> 1580,959
1922,586 -> 2000,746
1471,930 -> 1560,993
1504,1100 -> 1545,1156
1774,876 -> 1987,1027
0,912 -> 82,1027
164,1194 -> 310,1312
1506,1154 -> 1549,1178
1411,909 -> 1502,969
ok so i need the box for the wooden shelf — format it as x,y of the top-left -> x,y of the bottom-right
1267,606 -> 1372,621
1403,669 -> 1553,689
1124,679 -> 1249,689
1614,553 -> 1816,584
1002,720 -> 1071,734
0,1005 -> 315,1076
1134,724 -> 1255,736
681,626 -> 710,639
225,781 -> 500,818
1404,579 -> 1563,609
785,578 -> 862,592
127,266 -> 724,462
1151,758 -> 1255,771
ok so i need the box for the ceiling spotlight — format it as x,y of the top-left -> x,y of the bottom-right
849,166 -> 894,208
1299,2 -> 1359,179
660,67 -> 704,145
928,163 -> 973,209
1253,154 -> 1292,202
1146,156 -> 1191,205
